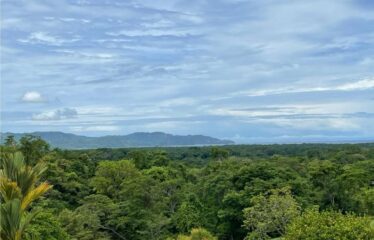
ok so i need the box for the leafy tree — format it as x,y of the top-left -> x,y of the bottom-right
176,228 -> 217,240
196,160 -> 239,236
174,194 -> 205,233
1,137 -> 21,160
354,188 -> 374,215
334,161 -> 374,213
284,208 -> 374,240
78,194 -> 119,225
243,187 -> 300,240
307,160 -> 339,208
217,191 -> 246,239
39,152 -> 92,208
19,135 -> 50,165
144,166 -> 184,215
25,210 -> 70,240
138,213 -> 170,240
90,160 -> 140,199
59,208 -> 112,240
0,152 -> 52,240
152,150 -> 170,167
90,161 -> 174,239
59,194 -> 127,240
4,136 -> 17,149
2,139 -> 374,240
211,147 -> 229,161
128,150 -> 150,169
117,173 -> 167,239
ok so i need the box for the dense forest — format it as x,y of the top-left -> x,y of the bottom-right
1,135 -> 374,240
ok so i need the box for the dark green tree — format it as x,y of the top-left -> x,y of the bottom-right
19,135 -> 50,165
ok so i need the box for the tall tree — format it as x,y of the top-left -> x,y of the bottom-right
4,136 -> 17,148
19,135 -> 50,166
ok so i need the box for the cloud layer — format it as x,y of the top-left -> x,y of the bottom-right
32,108 -> 78,121
1,0 -> 374,142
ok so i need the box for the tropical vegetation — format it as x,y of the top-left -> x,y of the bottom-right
1,135 -> 373,239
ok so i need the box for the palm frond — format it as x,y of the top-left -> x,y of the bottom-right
0,152 -> 52,240
0,199 -> 22,240
21,182 -> 52,211
0,177 -> 22,201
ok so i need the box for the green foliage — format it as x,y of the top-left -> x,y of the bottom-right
176,228 -> 217,240
174,194 -> 205,233
1,138 -> 374,240
19,135 -> 50,166
128,150 -> 150,169
4,136 -> 17,152
59,208 -> 112,240
335,161 -> 374,214
0,152 -> 52,240
41,152 -> 93,207
90,160 -> 140,198
284,208 -> 374,240
210,147 -> 229,161
243,187 -> 300,239
25,210 -> 70,240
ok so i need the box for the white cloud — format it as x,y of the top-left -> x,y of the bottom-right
106,29 -> 193,37
337,78 -> 374,91
54,49 -> 115,59
22,91 -> 44,102
18,32 -> 80,46
32,108 -> 78,121
141,19 -> 175,28
240,78 -> 374,97
70,125 -> 120,132
158,97 -> 198,107
74,106 -> 122,115
61,18 -> 85,23
253,118 -> 360,131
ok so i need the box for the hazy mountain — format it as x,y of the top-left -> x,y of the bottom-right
0,131 -> 234,149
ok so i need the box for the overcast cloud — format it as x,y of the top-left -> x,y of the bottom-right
1,0 -> 374,142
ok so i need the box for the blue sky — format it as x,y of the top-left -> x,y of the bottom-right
1,0 -> 374,143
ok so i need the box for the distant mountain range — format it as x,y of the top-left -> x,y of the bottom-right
0,131 -> 234,149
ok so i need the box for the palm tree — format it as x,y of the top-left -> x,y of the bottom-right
0,152 -> 52,240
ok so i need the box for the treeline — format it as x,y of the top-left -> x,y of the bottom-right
72,143 -> 374,164
1,135 -> 374,240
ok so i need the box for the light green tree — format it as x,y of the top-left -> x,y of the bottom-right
243,187 -> 300,240
176,228 -> 217,240
284,208 -> 374,240
90,160 -> 140,199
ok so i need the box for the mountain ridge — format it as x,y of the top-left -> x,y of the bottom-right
0,131 -> 234,149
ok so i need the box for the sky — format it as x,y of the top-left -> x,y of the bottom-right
1,0 -> 374,143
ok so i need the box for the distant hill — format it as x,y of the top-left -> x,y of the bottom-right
0,131 -> 234,149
